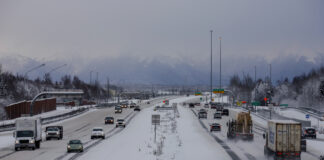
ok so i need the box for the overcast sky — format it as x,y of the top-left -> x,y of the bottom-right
0,0 -> 323,84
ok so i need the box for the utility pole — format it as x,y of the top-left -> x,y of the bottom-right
210,30 -> 213,102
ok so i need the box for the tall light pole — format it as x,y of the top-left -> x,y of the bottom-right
24,63 -> 46,78
90,71 -> 93,85
210,30 -> 213,102
44,64 -> 67,77
219,36 -> 222,103
23,63 -> 45,97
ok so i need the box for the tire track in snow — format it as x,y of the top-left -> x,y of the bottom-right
190,108 -> 242,160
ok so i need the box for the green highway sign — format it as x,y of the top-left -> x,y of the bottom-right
252,101 -> 261,106
213,89 -> 224,94
280,104 -> 288,107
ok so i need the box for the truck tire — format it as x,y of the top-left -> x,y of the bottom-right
36,141 -> 40,148
32,147 -> 35,150
263,146 -> 268,156
15,147 -> 18,151
46,137 -> 49,140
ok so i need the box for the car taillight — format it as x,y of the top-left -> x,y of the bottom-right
277,152 -> 282,156
295,152 -> 300,156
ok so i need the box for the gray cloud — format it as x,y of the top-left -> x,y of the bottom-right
0,0 -> 323,84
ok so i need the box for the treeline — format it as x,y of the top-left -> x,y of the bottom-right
228,66 -> 324,107
0,68 -> 120,102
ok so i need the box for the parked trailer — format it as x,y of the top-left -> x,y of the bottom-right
263,120 -> 302,159
227,109 -> 253,140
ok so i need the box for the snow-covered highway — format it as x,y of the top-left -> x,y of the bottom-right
0,97 -> 169,160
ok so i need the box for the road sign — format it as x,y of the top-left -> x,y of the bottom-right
152,114 -> 160,125
213,89 -> 224,94
306,114 -> 310,119
280,104 -> 288,107
195,92 -> 202,96
252,101 -> 260,106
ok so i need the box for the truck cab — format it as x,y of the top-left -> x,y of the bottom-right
14,117 -> 42,151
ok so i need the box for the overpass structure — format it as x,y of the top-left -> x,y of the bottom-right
30,89 -> 84,116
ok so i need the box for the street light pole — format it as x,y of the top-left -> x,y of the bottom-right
219,37 -> 222,104
24,63 -> 46,78
210,30 -> 213,102
90,71 -> 93,85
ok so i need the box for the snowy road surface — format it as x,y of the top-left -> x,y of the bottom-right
1,96 -> 323,160
0,97 -> 168,160
79,97 -> 231,160
191,105 -> 321,160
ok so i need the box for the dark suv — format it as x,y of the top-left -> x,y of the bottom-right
302,127 -> 316,139
105,117 -> 114,124
222,109 -> 229,116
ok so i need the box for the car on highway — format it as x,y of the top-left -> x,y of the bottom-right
214,111 -> 222,119
67,140 -> 83,153
198,109 -> 207,119
91,127 -> 105,139
45,126 -> 63,140
116,119 -> 126,128
302,127 -> 316,139
134,106 -> 141,111
210,123 -> 221,132
129,103 -> 136,108
204,103 -> 209,108
189,103 -> 195,108
222,109 -> 229,116
121,104 -> 128,108
105,116 -> 114,124
115,106 -> 122,113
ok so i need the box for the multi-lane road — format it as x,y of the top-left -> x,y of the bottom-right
0,97 -> 169,160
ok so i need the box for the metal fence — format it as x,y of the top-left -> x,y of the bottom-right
4,98 -> 56,119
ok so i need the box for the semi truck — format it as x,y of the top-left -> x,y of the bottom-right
263,120 -> 302,159
227,109 -> 253,140
13,117 -> 42,150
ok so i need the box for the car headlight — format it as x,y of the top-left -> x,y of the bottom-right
46,132 -> 49,135
56,131 -> 59,134
67,145 -> 71,149
15,140 -> 19,144
29,140 -> 35,143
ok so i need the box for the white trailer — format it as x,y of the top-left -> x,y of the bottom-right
14,117 -> 42,150
264,120 -> 302,159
